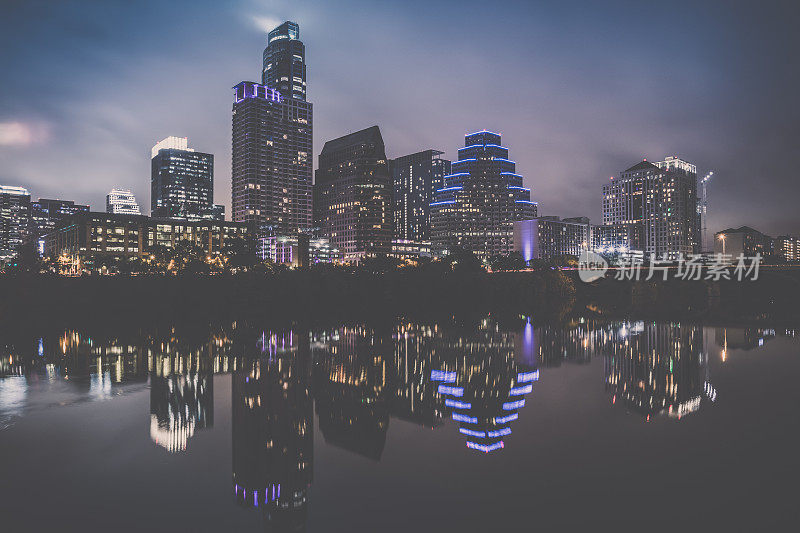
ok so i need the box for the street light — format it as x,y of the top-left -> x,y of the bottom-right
717,233 -> 726,255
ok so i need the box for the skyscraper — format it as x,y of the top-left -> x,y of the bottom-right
430,131 -> 536,258
0,185 -> 31,262
602,157 -> 699,257
106,188 -> 141,215
391,150 -> 451,242
314,126 -> 393,261
262,21 -> 306,102
232,21 -> 313,233
151,136 -> 216,220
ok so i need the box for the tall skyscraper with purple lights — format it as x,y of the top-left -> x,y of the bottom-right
430,131 -> 536,258
232,21 -> 313,233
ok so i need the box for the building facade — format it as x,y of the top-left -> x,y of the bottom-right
602,157 -> 699,258
43,212 -> 250,269
775,235 -> 800,262
713,226 -> 773,258
232,20 -> 313,234
231,82 -> 313,232
0,185 -> 31,262
151,136 -> 217,220
262,21 -> 307,102
314,126 -> 392,262
513,216 -> 591,261
430,131 -> 536,259
390,150 -> 451,242
106,188 -> 141,215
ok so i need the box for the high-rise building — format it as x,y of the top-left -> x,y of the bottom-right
106,188 -> 141,215
390,149 -> 451,242
430,131 -> 536,258
231,21 -> 313,234
151,136 -> 215,220
314,126 -> 392,261
602,157 -> 699,258
262,21 -> 306,102
0,185 -> 31,262
30,198 -> 90,255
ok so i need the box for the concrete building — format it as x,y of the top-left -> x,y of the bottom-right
775,235 -> 800,262
106,188 -> 141,215
390,149 -> 450,242
602,157 -> 699,258
513,217 -> 591,261
714,226 -> 773,257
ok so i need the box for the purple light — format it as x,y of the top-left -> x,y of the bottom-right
431,370 -> 457,382
495,413 -> 518,423
502,399 -> 525,410
438,385 -> 464,397
509,384 -> 533,396
466,441 -> 504,453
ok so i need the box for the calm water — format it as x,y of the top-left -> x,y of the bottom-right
1,318 -> 798,532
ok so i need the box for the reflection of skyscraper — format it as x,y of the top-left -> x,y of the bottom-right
390,323 -> 445,428
427,318 -> 537,452
311,326 -> 390,460
604,322 -> 709,419
150,371 -> 213,453
232,329 -> 313,530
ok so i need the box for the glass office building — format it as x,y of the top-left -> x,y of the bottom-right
151,136 -> 216,220
391,149 -> 450,242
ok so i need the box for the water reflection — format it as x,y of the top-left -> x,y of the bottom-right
2,318 -> 797,528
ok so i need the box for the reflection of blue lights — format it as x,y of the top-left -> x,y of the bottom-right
453,413 -> 478,423
488,427 -> 511,437
459,428 -> 485,438
503,399 -> 525,410
438,385 -> 464,397
509,384 -> 533,396
517,370 -> 539,383
38,338 -> 44,357
467,441 -> 504,452
495,413 -> 518,423
431,370 -> 457,382
445,399 -> 472,409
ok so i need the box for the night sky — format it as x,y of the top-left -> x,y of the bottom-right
1,0 -> 798,236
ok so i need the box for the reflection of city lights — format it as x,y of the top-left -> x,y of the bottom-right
445,399 -> 471,409
431,370 -> 457,382
509,384 -> 532,396
487,427 -> 511,437
438,385 -> 464,397
459,428 -> 485,438
517,370 -> 539,383
466,441 -> 504,453
453,413 -> 478,423
494,413 -> 518,424
502,399 -> 525,410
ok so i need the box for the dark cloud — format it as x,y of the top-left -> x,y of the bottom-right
0,0 -> 797,235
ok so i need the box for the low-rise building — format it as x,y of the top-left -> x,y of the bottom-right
713,226 -> 773,258
43,212 -> 250,270
513,217 -> 591,261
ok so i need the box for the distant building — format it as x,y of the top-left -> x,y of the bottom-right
391,150 -> 450,242
602,157 -> 700,258
231,81 -> 313,232
714,226 -> 773,257
43,212 -> 250,269
390,239 -> 433,262
257,232 -> 338,266
30,198 -> 90,255
314,126 -> 393,262
513,217 -> 591,261
775,235 -> 800,262
106,188 -> 141,215
430,131 -> 536,259
590,223 -> 635,254
0,185 -> 31,262
151,136 -> 215,220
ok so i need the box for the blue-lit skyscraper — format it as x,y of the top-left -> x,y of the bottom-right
430,131 -> 536,258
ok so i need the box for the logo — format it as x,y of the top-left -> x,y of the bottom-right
578,250 -> 608,282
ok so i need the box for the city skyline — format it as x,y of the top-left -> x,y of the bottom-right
1,1 -> 798,238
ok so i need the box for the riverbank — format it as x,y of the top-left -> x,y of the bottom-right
2,268 -> 799,331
